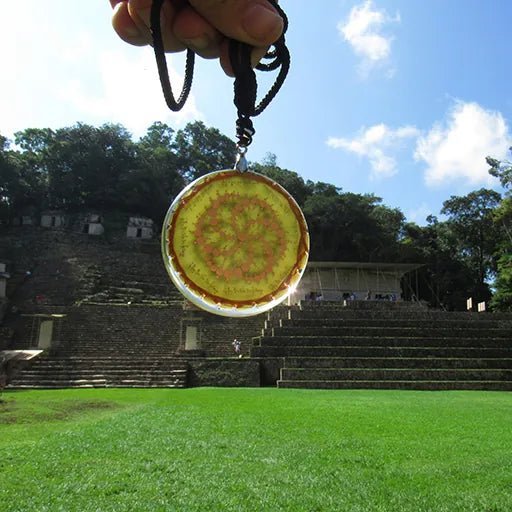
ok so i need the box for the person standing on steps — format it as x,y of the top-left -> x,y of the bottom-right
232,338 -> 242,358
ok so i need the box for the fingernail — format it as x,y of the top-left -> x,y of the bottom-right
184,35 -> 211,52
242,4 -> 284,43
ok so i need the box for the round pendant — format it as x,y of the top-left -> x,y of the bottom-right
161,169 -> 309,317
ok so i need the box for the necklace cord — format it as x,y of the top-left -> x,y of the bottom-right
150,0 -> 195,111
229,0 -> 289,147
150,0 -> 289,146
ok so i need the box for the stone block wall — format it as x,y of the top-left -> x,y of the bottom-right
5,303 -> 271,359
179,309 -> 267,358
187,359 -> 260,387
54,304 -> 183,356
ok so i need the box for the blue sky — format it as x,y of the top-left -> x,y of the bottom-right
2,1 -> 511,225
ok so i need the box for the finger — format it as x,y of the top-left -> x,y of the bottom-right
127,0 -> 187,52
111,1 -> 148,46
172,5 -> 223,59
189,0 -> 284,48
219,41 -> 269,77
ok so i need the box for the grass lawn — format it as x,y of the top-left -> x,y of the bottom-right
0,388 -> 511,512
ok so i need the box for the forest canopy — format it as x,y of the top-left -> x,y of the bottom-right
1,122 -> 511,311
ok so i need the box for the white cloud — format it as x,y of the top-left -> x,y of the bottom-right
61,31 -> 95,64
327,123 -> 419,180
405,203 -> 433,226
414,101 -> 511,187
59,48 -> 202,138
0,2 -> 203,140
338,0 -> 400,76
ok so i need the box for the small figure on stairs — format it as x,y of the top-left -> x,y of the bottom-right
232,338 -> 242,358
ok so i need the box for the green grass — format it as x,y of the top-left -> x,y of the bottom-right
1,388 -> 511,512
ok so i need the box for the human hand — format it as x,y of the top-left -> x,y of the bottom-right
110,0 -> 284,76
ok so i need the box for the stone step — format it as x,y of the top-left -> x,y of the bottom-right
9,372 -> 185,381
11,370 -> 187,379
27,361 -> 187,369
283,357 -> 512,370
8,378 -> 108,387
22,368 -> 187,376
299,301 -> 425,310
53,345 -> 177,349
54,351 -> 178,356
293,310 -> 512,321
112,383 -> 186,388
10,372 -> 107,379
8,375 -> 187,386
8,352 -> 189,388
277,380 -> 512,391
28,355 -> 186,361
26,366 -> 186,372
52,356 -> 179,361
297,302 -> 511,317
53,347 -> 177,351
36,356 -> 185,361
270,326 -> 512,338
281,318 -> 511,329
257,336 -> 511,348
7,384 -> 107,389
280,368 -> 512,381
39,363 -> 185,368
251,345 -> 512,359
51,342 -> 176,347
7,382 -> 186,389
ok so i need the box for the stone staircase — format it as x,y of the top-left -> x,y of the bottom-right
5,302 -> 190,389
251,301 -> 512,390
7,356 -> 188,389
78,246 -> 184,306
1,226 -> 266,389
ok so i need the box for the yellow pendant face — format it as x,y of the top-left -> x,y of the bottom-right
161,170 -> 309,317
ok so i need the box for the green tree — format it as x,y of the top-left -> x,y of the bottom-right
119,122 -> 185,224
486,150 -> 512,245
370,205 -> 405,260
441,188 -> 502,302
15,123 -> 136,211
174,121 -> 236,182
401,217 -> 476,310
250,154 -> 312,207
0,135 -> 16,220
486,150 -> 512,310
13,128 -> 55,209
491,253 -> 512,311
0,135 -> 46,220
302,186 -> 401,262
487,148 -> 512,190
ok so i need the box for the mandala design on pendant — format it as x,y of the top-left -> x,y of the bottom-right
194,193 -> 287,283
161,170 -> 309,317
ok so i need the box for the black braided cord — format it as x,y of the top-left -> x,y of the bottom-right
150,0 -> 290,147
150,0 -> 194,111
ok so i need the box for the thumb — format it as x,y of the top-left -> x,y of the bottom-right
188,0 -> 284,48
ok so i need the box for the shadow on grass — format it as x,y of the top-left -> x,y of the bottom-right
0,398 -> 120,425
